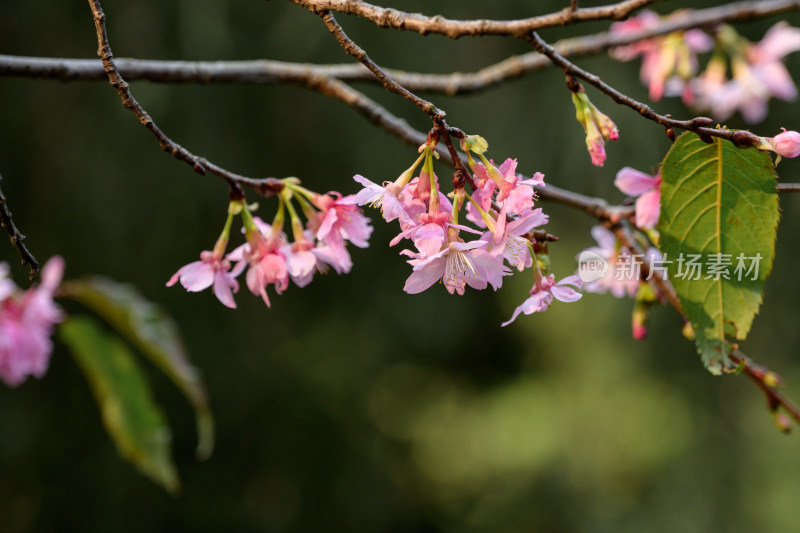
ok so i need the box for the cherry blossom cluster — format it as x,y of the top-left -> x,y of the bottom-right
0,257 -> 64,387
611,13 -> 800,124
167,181 -> 372,308
352,133 -> 581,325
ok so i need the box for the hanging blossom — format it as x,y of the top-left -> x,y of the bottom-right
614,167 -> 661,229
0,257 -> 65,387
610,10 -> 712,103
570,87 -> 618,167
692,23 -> 800,123
354,133 -> 556,296
168,180 -> 372,308
168,202 -> 243,308
577,226 -> 640,299
502,273 -> 582,327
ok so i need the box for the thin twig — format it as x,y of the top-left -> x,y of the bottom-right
320,10 -> 445,122
527,32 -> 763,147
612,220 -> 800,427
289,0 -> 660,39
0,174 -> 38,280
3,0 -> 797,94
86,0 -> 284,197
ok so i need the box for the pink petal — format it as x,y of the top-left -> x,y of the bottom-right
212,272 -> 238,309
403,260 -> 444,294
551,285 -> 582,303
615,167 -> 656,196
413,224 -> 446,257
179,262 -> 215,292
635,189 -> 661,228
591,226 -> 617,252
756,22 -> 800,61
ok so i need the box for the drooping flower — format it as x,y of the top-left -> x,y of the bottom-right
482,208 -> 549,271
352,174 -> 408,222
571,90 -> 618,167
501,274 -> 582,327
352,148 -> 428,222
167,203 -> 242,308
228,216 -> 290,308
693,23 -> 800,123
403,238 -> 509,295
312,192 -> 373,269
167,251 -> 241,309
578,226 -> 639,298
0,256 -> 64,387
614,167 -> 661,229
610,11 -> 712,102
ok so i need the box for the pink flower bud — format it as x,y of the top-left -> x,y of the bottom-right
772,129 -> 800,158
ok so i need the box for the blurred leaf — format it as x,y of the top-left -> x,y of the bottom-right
659,133 -> 779,373
59,316 -> 180,493
60,277 -> 213,459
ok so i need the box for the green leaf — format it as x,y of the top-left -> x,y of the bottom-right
658,133 -> 779,373
60,277 -> 213,460
59,316 -> 179,493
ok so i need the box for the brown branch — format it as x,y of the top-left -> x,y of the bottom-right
5,0 -> 799,94
777,183 -> 800,192
0,174 -> 38,280
612,220 -> 800,429
319,10 -> 445,122
527,31 -> 763,147
730,351 -> 800,427
305,61 -> 633,220
288,0 -> 661,39
86,0 -> 284,197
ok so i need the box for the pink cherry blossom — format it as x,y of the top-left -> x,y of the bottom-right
614,167 -> 661,229
0,256 -> 64,387
579,226 -> 639,298
403,239 -> 510,295
313,192 -> 372,269
228,219 -> 289,307
694,23 -> 800,123
167,250 -> 241,309
501,274 -> 582,327
483,208 -> 549,271
611,11 -> 711,102
353,174 -> 407,222
748,22 -> 800,104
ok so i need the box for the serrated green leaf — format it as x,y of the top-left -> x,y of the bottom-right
60,277 -> 213,460
59,316 -> 179,493
658,133 -> 779,373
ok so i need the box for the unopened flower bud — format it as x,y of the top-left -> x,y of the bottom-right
772,129 -> 800,158
571,92 -> 618,167
461,135 -> 489,154
774,412 -> 792,434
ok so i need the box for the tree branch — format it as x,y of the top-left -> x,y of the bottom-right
0,174 -> 38,280
319,10 -> 445,122
288,0 -> 661,39
4,0 -> 798,94
86,0 -> 284,197
526,31 -> 764,147
612,220 -> 800,429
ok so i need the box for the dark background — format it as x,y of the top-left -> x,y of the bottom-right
2,1 -> 800,531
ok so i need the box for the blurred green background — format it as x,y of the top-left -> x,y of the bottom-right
2,1 -> 800,531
